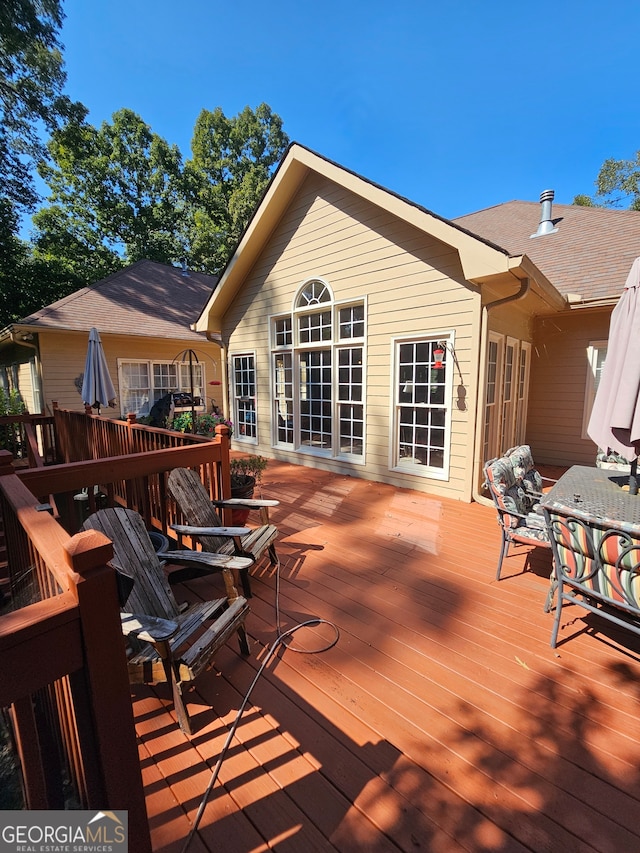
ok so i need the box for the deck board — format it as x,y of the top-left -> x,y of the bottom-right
137,461 -> 640,853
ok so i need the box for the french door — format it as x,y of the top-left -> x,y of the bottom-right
483,334 -> 530,462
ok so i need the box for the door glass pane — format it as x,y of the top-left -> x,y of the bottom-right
299,350 -> 332,448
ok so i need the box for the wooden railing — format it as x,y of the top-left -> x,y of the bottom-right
0,414 -> 56,466
0,451 -> 151,851
0,410 -> 233,843
53,405 -> 212,465
10,408 -> 232,537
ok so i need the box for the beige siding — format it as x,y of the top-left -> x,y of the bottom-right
224,172 -> 482,501
0,342 -> 39,412
39,332 -> 222,417
16,361 -> 36,413
528,309 -> 612,466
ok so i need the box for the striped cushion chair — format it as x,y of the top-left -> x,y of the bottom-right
542,508 -> 640,647
484,455 -> 552,583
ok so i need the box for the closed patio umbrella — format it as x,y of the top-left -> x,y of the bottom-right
587,256 -> 640,494
81,327 -> 116,414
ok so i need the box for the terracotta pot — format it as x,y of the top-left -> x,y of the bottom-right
230,475 -> 255,525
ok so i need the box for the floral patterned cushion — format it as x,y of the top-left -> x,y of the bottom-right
511,517 -> 550,544
596,448 -> 632,472
485,458 -> 526,529
505,445 -> 535,481
485,457 -> 515,495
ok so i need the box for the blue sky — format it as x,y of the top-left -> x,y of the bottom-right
53,0 -> 640,220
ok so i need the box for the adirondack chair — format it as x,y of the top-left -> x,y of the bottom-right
82,506 -> 252,735
167,466 -> 280,598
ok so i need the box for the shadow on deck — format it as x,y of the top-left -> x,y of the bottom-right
138,460 -> 640,853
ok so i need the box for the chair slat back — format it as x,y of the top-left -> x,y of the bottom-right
167,468 -> 229,552
83,507 -> 180,619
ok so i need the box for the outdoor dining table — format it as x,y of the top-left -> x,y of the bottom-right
540,465 -> 640,532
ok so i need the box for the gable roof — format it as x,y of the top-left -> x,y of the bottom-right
19,260 -> 218,340
454,201 -> 640,303
194,143 -> 565,333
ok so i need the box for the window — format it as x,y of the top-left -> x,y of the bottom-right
515,342 -> 531,444
482,334 -> 532,461
483,336 -> 501,463
392,335 -> 453,479
500,337 -> 517,451
231,353 -> 257,441
582,341 -> 607,438
271,278 -> 365,460
117,359 -> 204,417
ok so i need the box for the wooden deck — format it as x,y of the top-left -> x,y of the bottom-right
135,461 -> 640,853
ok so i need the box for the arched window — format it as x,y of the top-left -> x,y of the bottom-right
271,279 -> 365,460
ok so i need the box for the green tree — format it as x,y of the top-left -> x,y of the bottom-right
187,103 -> 289,272
573,151 -> 640,210
0,198 -> 82,326
0,0 -> 86,214
33,108 -> 189,271
33,103 -> 290,277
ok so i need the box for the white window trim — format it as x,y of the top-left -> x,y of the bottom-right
230,350 -> 258,445
389,330 -> 455,481
515,341 -> 531,445
268,290 -> 367,462
581,340 -> 607,439
116,358 -> 206,418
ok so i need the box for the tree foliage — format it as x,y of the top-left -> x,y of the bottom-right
573,151 -> 640,210
187,103 -> 289,272
0,198 -> 83,326
33,108 -> 189,274
32,103 -> 290,278
0,0 -> 86,213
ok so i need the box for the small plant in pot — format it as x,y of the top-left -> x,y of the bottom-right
229,455 -> 268,525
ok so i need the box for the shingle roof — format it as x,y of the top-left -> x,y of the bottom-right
21,260 -> 218,340
454,201 -> 640,302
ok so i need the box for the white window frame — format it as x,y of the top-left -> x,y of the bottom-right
483,334 -> 533,460
500,336 -> 518,451
230,351 -> 258,444
483,333 -> 503,463
581,340 -> 607,439
515,341 -> 531,445
117,358 -> 205,418
390,331 -> 455,481
269,279 -> 366,462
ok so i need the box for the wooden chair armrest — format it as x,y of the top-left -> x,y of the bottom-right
120,612 -> 177,643
212,498 -> 280,508
170,523 -> 251,537
158,549 -> 253,571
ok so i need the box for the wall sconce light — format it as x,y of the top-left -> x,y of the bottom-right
21,333 -> 34,342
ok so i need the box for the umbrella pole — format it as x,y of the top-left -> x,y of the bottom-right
630,459 -> 639,496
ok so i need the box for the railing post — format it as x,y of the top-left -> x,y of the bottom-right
0,449 -> 14,476
64,530 -> 151,853
215,423 -> 232,495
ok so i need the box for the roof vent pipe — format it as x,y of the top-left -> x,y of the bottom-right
530,189 -> 558,238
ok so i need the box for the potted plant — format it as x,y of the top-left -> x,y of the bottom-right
229,454 -> 268,524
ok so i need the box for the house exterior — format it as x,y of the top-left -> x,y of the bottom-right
196,144 -> 615,503
193,144 -> 640,502
453,199 -> 640,470
0,260 -> 223,421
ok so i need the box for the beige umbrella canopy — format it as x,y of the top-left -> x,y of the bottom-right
81,327 -> 116,414
587,256 -> 640,493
